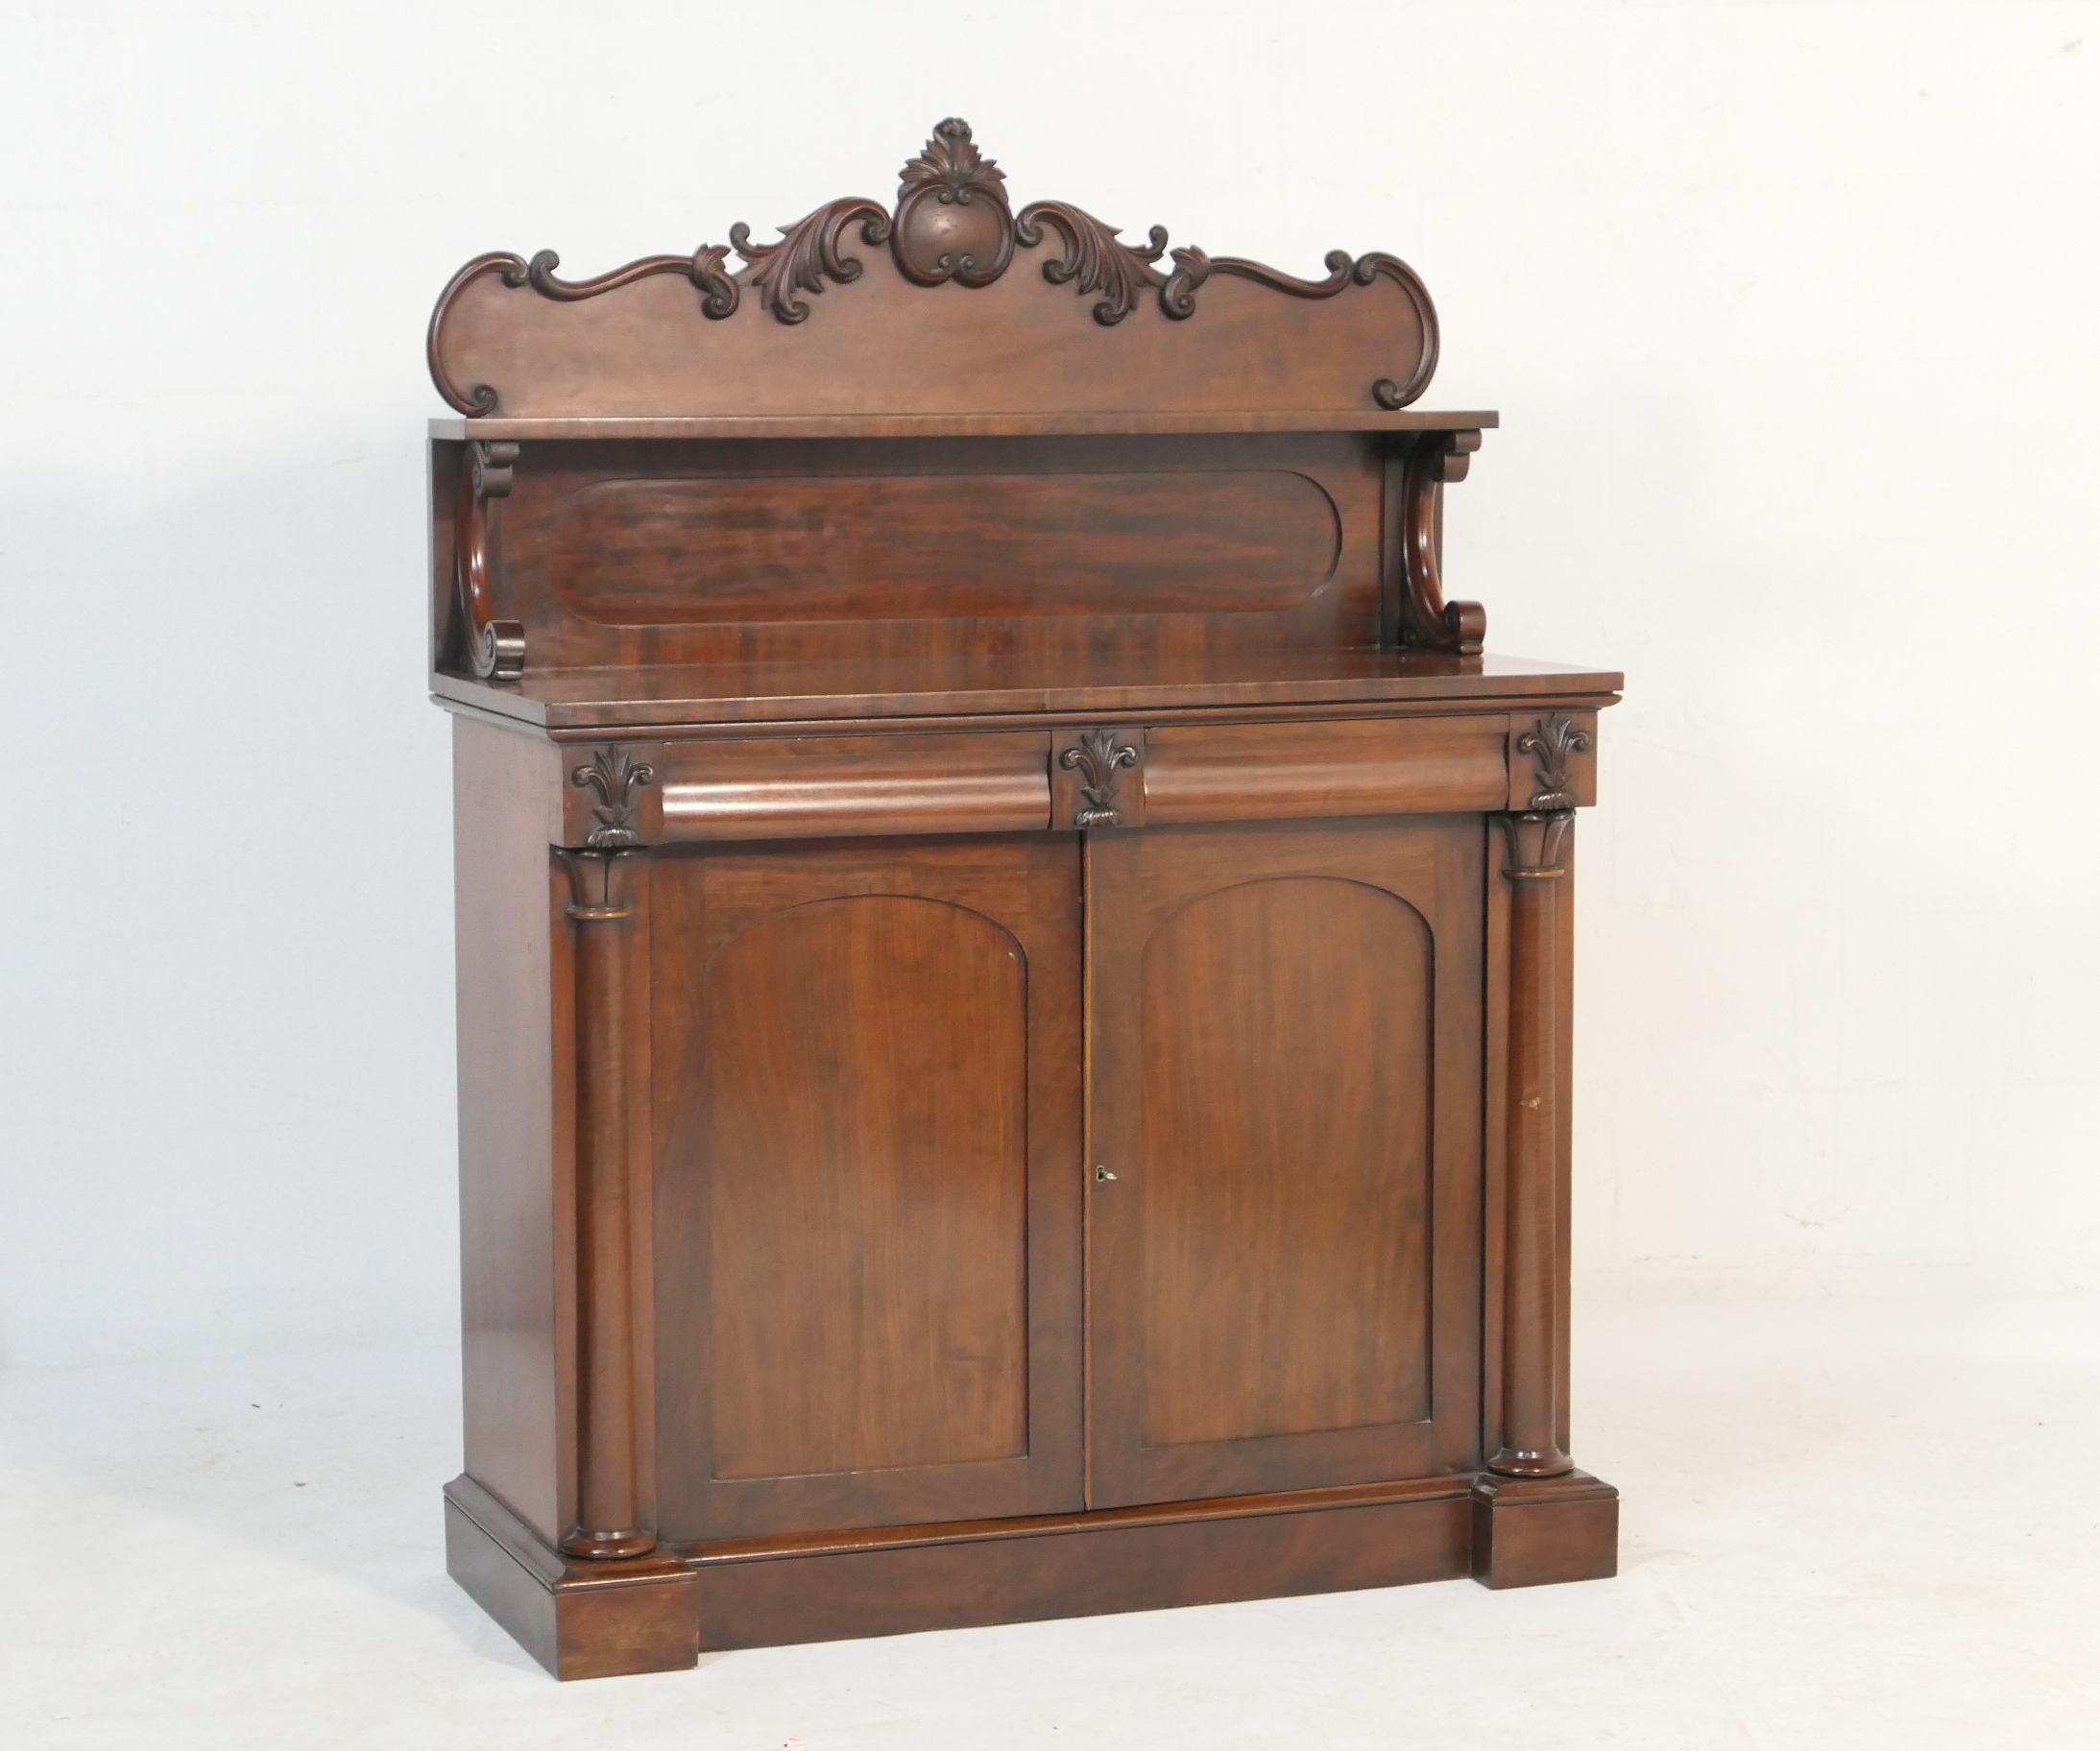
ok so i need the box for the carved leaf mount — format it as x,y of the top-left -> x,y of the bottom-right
1058,729 -> 1141,828
892,117 -> 1014,288
571,746 -> 658,849
1516,714 -> 1591,812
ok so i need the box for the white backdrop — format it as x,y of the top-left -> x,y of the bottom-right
2,1 -> 2094,1366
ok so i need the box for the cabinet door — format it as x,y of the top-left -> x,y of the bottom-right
1086,817 -> 1484,1508
652,835 -> 1082,1541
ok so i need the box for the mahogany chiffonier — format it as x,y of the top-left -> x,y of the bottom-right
426,119 -> 1622,1681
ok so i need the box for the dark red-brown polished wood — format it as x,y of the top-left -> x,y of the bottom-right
435,117 -> 1622,1679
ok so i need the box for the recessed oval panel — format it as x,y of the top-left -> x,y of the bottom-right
545,469 -> 1341,624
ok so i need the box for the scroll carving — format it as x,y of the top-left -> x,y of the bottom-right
571,746 -> 657,849
455,440 -> 524,680
426,117 -> 1443,413
523,246 -> 738,319
1058,729 -> 1141,828
892,117 -> 1014,287
1397,430 -> 1486,656
1516,714 -> 1591,812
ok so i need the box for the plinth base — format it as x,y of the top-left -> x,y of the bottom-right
1469,1469 -> 1621,1589
446,1466 -> 1620,1679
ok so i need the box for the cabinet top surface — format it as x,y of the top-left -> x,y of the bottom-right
432,648 -> 1623,734
430,411 -> 1500,443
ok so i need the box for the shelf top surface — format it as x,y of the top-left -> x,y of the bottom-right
430,648 -> 1624,734
428,409 -> 1501,444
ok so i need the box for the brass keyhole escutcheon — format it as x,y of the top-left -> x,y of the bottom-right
1094,1164 -> 1118,1182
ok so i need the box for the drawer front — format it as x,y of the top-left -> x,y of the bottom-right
655,732 -> 1050,842
1144,715 -> 1509,825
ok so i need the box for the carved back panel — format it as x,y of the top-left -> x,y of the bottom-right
428,120 -> 1492,683
428,119 -> 1438,420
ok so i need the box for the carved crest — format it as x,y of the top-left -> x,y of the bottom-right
427,117 -> 1441,417
893,118 -> 1014,287
571,747 -> 657,849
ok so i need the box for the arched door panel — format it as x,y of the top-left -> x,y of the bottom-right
1087,818 -> 1484,1507
652,836 -> 1082,1540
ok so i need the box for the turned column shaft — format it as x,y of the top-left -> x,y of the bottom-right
1490,811 -> 1575,1478
561,851 -> 652,1559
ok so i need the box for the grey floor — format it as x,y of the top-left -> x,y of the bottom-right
3,1293 -> 2094,1748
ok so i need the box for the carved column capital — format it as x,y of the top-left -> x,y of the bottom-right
1498,809 -> 1574,880
559,846 -> 640,921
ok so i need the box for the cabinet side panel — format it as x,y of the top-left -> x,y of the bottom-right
454,715 -> 563,1543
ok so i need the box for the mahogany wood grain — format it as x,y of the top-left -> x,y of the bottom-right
427,113 -> 1436,421
688,1479 -> 1473,1651
1470,1471 -> 1619,1589
653,732 -> 1050,841
1138,877 -> 1434,1447
431,649 -> 1624,733
1144,714 -> 1509,823
1487,812 -> 1576,1477
1085,817 -> 1484,1507
460,433 -> 1382,675
453,718 -> 566,1545
555,851 -> 655,1557
446,1475 -> 698,1680
434,410 -> 1501,442
650,836 -> 1083,1540
435,118 -> 1624,1678
545,468 -> 1342,625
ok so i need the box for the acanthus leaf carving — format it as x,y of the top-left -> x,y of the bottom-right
1013,202 -> 1170,326
730,198 -> 893,325
1515,714 -> 1591,813
571,746 -> 658,849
